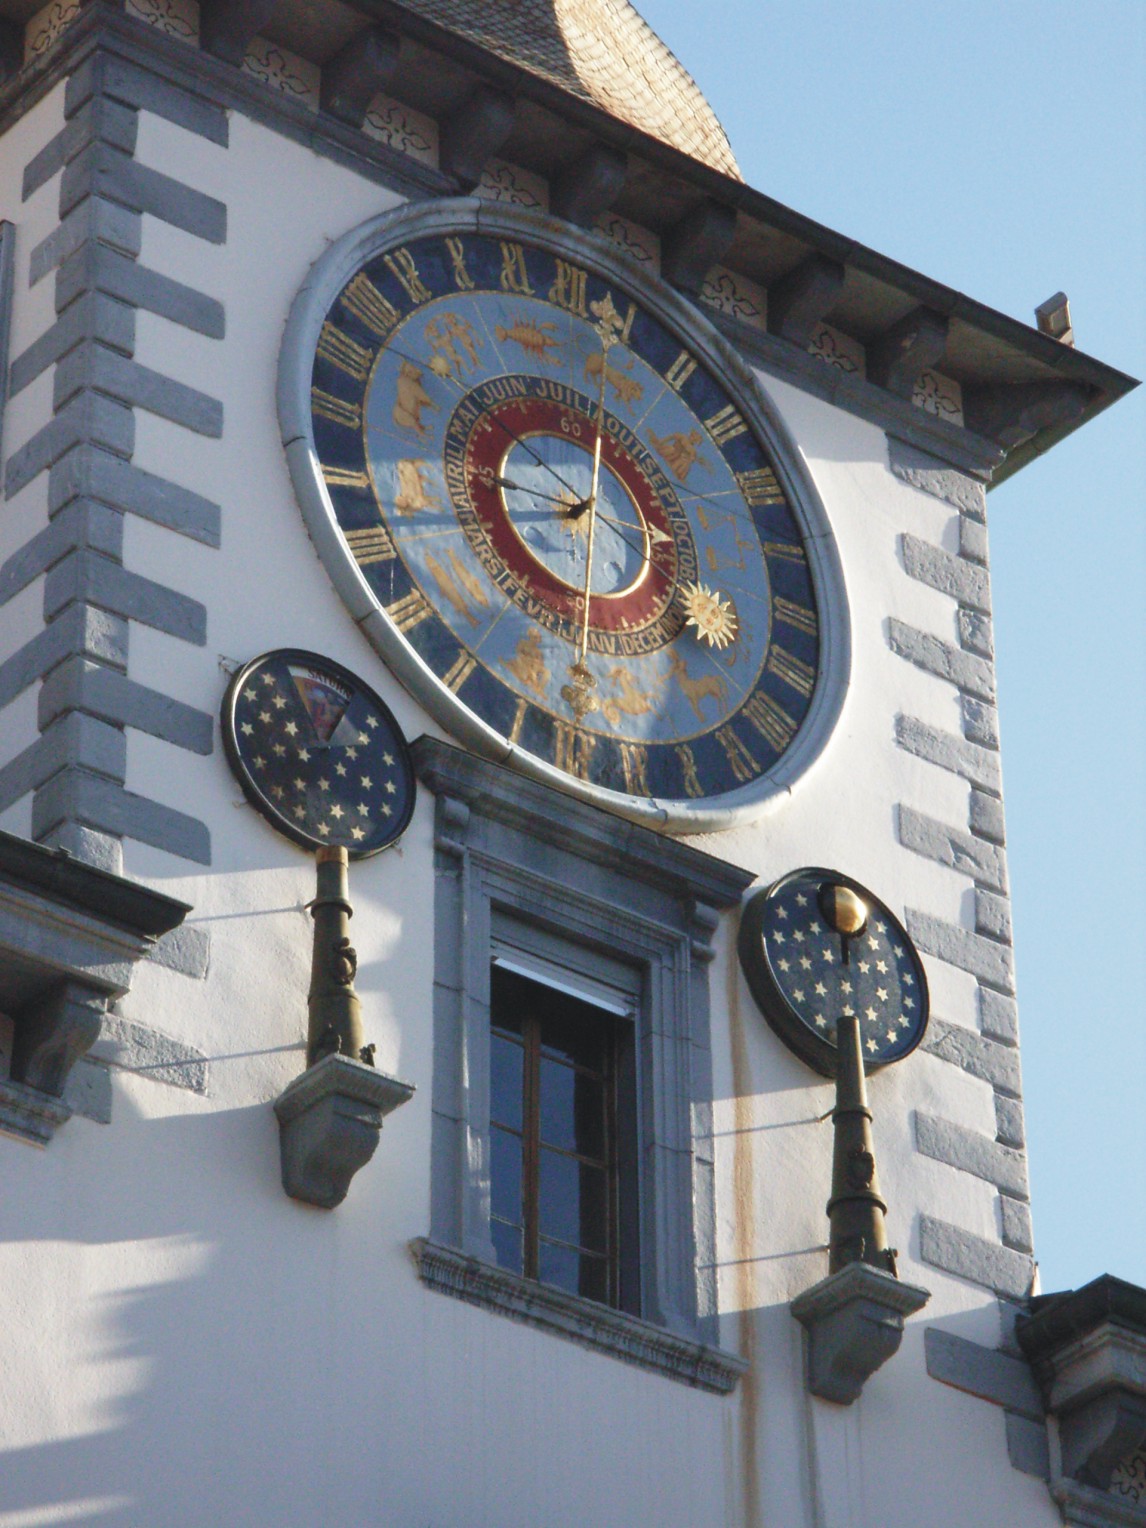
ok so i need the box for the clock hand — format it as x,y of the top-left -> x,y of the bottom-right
560,298 -> 625,723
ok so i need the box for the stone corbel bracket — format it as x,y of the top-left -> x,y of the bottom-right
0,827 -> 189,1144
1018,1274 -> 1146,1514
791,1260 -> 931,1404
274,1053 -> 414,1209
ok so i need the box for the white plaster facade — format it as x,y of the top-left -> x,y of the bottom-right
0,9 -> 1135,1527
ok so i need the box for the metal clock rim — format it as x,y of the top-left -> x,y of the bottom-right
738,866 -> 930,1078
220,647 -> 416,859
278,197 -> 851,833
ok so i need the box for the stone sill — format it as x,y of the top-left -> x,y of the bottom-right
1054,1476 -> 1146,1528
0,1078 -> 71,1144
411,1238 -> 747,1395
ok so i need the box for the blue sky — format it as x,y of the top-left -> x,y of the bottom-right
636,0 -> 1146,1293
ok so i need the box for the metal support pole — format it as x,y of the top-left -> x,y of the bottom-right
306,846 -> 367,1067
826,1012 -> 895,1276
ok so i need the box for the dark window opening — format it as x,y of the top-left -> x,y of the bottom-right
489,963 -> 640,1315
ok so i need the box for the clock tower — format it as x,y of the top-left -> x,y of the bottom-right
0,3 -> 1140,1526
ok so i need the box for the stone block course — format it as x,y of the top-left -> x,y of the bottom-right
898,805 -> 1008,892
55,242 -> 224,338
960,515 -> 990,565
60,143 -> 227,243
50,444 -> 221,545
907,909 -> 1015,993
9,290 -> 137,397
919,1216 -> 1034,1300
901,533 -> 990,611
895,715 -> 1001,793
65,51 -> 230,146
961,696 -> 999,748
53,343 -> 223,436
957,607 -> 993,658
994,1094 -> 1025,1149
31,768 -> 211,864
915,1111 -> 1029,1197
969,789 -> 1006,845
5,389 -> 135,496
887,619 -> 995,701
42,549 -> 207,644
1000,1195 -> 1034,1254
923,1018 -> 1022,1096
924,1326 -> 1043,1419
974,889 -> 1012,945
30,196 -> 142,285
37,656 -> 213,754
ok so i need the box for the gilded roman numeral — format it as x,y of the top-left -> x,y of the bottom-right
386,588 -> 432,633
383,247 -> 432,304
445,237 -> 475,291
705,404 -> 749,446
311,388 -> 361,429
742,691 -> 796,752
665,350 -> 697,391
715,725 -> 758,783
675,743 -> 704,798
322,464 -> 371,489
316,323 -> 372,382
619,742 -> 650,796
773,596 -> 817,635
340,273 -> 401,337
766,646 -> 816,697
763,540 -> 807,564
548,259 -> 589,316
442,652 -> 476,693
736,466 -> 784,506
499,241 -> 534,295
344,525 -> 395,564
508,697 -> 528,745
553,721 -> 595,779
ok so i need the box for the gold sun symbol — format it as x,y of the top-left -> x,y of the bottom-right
681,581 -> 738,648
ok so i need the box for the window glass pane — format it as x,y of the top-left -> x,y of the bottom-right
539,999 -> 608,1070
490,1125 -> 522,1227
539,1057 -> 605,1160
538,1238 -> 580,1297
539,1148 -> 607,1253
489,965 -> 526,1036
490,1032 -> 523,1132
539,1241 -> 609,1305
491,1218 -> 523,1276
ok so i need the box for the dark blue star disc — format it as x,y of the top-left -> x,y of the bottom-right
739,867 -> 929,1077
221,649 -> 415,857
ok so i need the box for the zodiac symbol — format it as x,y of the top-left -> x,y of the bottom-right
667,650 -> 727,721
424,312 -> 481,380
495,317 -> 562,364
648,428 -> 709,484
425,549 -> 490,626
501,628 -> 550,699
392,359 -> 439,438
584,349 -> 644,405
600,667 -> 656,728
392,459 -> 442,516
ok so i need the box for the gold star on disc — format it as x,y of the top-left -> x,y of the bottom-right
681,582 -> 738,648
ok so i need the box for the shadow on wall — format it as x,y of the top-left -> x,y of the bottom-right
0,1084 -> 415,1528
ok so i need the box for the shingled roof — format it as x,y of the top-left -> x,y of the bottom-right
392,0 -> 742,178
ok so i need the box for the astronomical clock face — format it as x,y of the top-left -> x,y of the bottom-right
281,203 -> 844,827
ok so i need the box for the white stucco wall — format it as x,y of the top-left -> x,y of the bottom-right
0,82 -> 1057,1528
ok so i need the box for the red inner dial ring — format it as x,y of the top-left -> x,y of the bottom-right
455,392 -> 690,643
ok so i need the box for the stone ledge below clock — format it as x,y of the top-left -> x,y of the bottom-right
410,1237 -> 747,1395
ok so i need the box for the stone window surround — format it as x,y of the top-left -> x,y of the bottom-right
412,735 -> 752,1393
